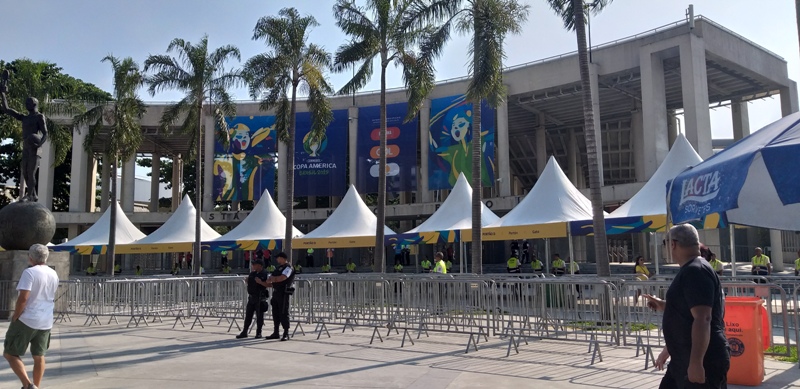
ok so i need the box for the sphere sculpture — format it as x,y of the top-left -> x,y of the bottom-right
0,201 -> 56,250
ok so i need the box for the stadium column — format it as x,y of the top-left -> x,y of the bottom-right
589,63 -> 604,187
171,154 -> 183,211
679,34 -> 712,159
101,153 -> 111,211
348,105 -> 358,193
631,102 -> 645,182
69,123 -> 89,213
121,153 -> 136,212
85,158 -> 97,213
150,152 -> 161,212
36,130 -> 55,210
772,83 -> 797,272
496,97 -> 511,197
535,115 -> 546,176
639,46 -> 669,180
568,128 -> 579,187
731,98 -> 750,141
203,114 -> 215,212
419,99 -> 432,203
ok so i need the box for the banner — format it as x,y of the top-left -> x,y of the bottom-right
294,109 -> 348,197
214,116 -> 277,201
356,103 -> 418,193
428,95 -> 495,190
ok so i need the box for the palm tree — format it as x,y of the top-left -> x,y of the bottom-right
73,55 -> 146,276
244,8 -> 333,260
332,0 -> 438,273
546,0 -> 611,276
406,0 -> 529,273
145,36 -> 241,275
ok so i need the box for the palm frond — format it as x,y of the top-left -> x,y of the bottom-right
306,86 -> 333,145
332,39 -> 379,73
334,0 -> 379,41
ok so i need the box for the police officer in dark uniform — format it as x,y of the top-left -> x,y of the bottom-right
236,259 -> 269,339
260,252 -> 295,341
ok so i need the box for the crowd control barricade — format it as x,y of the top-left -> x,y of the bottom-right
304,277 -> 392,341
493,277 -> 619,363
187,277 -> 247,331
616,280 -> 670,368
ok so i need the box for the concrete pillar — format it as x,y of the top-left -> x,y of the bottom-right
69,124 -> 89,212
770,229 -> 785,271
277,140 -> 288,212
780,82 -> 799,116
568,128 -> 579,186
419,99 -> 432,202
679,35 -> 712,159
150,152 -> 161,212
121,154 -> 136,212
307,196 -> 316,209
589,63 -> 604,187
331,196 -> 342,207
496,98 -> 511,196
536,115 -> 546,176
631,106 -> 645,182
731,99 -> 750,140
667,110 -> 678,147
101,154 -> 111,211
171,155 -> 183,211
203,114 -> 215,212
36,135 -> 55,210
348,106 -> 358,189
639,48 -> 670,180
85,157 -> 97,212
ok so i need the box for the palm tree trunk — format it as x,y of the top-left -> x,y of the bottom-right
284,82 -> 298,261
374,59 -> 388,273
573,0 -> 609,276
194,99 -> 203,276
107,153 -> 118,277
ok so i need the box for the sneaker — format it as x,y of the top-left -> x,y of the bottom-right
265,333 -> 280,340
235,333 -> 248,339
26,384 -> 39,389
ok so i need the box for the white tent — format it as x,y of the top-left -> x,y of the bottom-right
212,190 -> 303,242
406,173 -> 499,233
117,195 -> 220,253
295,185 -> 395,248
611,134 -> 703,218
52,202 -> 146,253
483,157 -> 602,239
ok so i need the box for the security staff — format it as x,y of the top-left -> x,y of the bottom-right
507,254 -> 521,273
751,247 -> 771,275
345,258 -> 356,273
794,250 -> 800,277
708,253 -> 724,276
421,257 -> 432,273
432,252 -> 447,274
294,263 -> 303,274
567,257 -> 580,275
445,259 -> 453,273
236,259 -> 269,339
321,262 -> 332,273
530,256 -> 543,274
394,262 -> 403,273
260,252 -> 295,341
135,265 -> 143,276
113,263 -> 121,275
222,264 -> 232,274
552,254 -> 566,276
86,264 -> 97,276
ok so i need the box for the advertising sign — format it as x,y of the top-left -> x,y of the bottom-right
294,109 -> 348,197
356,102 -> 418,193
214,116 -> 277,201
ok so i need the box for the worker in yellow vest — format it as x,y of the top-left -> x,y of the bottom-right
321,263 -> 332,273
552,254 -> 566,276
794,250 -> 800,276
567,257 -> 580,275
135,265 -> 143,276
708,253 -> 724,276
445,259 -> 453,272
751,247 -> 771,275
86,264 -> 97,276
507,253 -> 521,273
394,262 -> 403,273
222,264 -> 231,274
346,258 -> 356,273
421,257 -> 432,273
432,252 -> 447,274
530,256 -> 543,274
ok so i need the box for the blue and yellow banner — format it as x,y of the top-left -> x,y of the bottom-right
428,95 -> 495,190
294,110 -> 348,197
203,240 -> 280,252
568,213 -> 726,236
215,116 -> 277,201
356,103 -> 418,193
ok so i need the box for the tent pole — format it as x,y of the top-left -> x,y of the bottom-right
654,232 -> 660,276
460,239 -> 465,273
545,238 -> 551,275
568,229 -> 575,274
729,224 -> 736,277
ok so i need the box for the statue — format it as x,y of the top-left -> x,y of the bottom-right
0,69 -> 48,202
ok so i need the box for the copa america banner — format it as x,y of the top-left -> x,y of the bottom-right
293,109 -> 348,197
428,95 -> 495,190
356,102 -> 418,193
214,116 -> 277,201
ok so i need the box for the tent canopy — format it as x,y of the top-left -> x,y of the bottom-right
669,112 -> 800,230
52,202 -> 146,254
406,173 -> 499,233
117,195 -> 220,253
295,185 -> 395,248
208,190 -> 302,251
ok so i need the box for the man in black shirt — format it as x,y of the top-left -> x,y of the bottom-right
236,259 -> 269,339
644,224 -> 729,388
259,252 -> 295,341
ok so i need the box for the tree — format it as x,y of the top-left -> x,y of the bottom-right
73,55 -> 146,276
145,36 -> 241,275
244,8 -> 333,260
332,0 -> 439,273
408,0 -> 529,273
546,0 -> 611,276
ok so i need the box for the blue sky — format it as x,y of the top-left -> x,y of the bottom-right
1,0 -> 798,140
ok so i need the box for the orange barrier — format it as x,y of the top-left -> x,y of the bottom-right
724,297 -> 765,386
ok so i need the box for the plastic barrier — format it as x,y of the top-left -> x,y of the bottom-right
725,297 -> 765,386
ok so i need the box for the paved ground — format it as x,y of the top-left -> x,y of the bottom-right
1,317 -> 799,389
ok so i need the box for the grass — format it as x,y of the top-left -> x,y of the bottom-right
565,321 -> 613,331
628,323 -> 658,332
766,345 -> 799,363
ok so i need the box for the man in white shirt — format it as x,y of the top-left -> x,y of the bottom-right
3,244 -> 59,389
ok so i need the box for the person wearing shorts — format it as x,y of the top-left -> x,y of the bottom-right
4,244 -> 59,389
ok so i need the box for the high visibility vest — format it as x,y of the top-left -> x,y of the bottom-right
433,260 -> 447,274
752,255 -> 770,267
135,268 -> 143,276
222,266 -> 230,274
421,260 -> 432,270
569,262 -> 580,273
266,265 -> 276,272
321,264 -> 331,272
446,261 -> 453,270
553,259 -> 565,270
394,264 -> 403,272
709,259 -> 724,272
507,257 -> 519,268
346,263 -> 356,272
531,260 -> 542,270
794,258 -> 800,271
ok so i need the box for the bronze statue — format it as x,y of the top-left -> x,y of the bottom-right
0,69 -> 48,202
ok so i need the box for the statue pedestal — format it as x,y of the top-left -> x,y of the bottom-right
0,250 -> 70,319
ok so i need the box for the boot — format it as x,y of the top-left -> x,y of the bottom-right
255,331 -> 263,339
280,331 -> 290,341
265,333 -> 280,340
236,332 -> 248,339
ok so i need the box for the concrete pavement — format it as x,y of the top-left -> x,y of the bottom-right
1,317 -> 799,388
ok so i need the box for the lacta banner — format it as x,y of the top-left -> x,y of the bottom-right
668,155 -> 750,223
293,109 -> 348,197
214,116 -> 277,201
356,102 -> 418,193
428,95 -> 495,190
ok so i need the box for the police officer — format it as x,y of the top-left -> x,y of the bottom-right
236,259 -> 269,339
261,252 -> 295,341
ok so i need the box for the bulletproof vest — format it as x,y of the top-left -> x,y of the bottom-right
272,263 -> 296,295
247,269 -> 269,297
